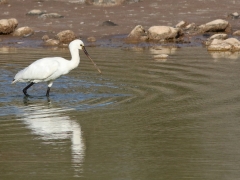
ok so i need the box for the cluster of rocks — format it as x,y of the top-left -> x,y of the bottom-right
127,19 -> 231,42
42,30 -> 76,46
206,37 -> 240,51
127,18 -> 240,52
0,18 -> 77,45
1,12 -> 240,52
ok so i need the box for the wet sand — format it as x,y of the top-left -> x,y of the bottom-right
0,0 -> 239,48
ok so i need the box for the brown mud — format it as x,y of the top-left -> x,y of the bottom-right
0,0 -> 240,48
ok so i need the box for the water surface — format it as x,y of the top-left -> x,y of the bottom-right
1,47 -> 240,179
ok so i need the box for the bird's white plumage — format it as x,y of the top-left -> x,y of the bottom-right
12,39 -> 83,85
12,39 -> 101,96
13,58 -> 59,83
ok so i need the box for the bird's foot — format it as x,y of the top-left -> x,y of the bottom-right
23,90 -> 30,97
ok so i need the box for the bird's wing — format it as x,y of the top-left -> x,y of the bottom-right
14,58 -> 59,82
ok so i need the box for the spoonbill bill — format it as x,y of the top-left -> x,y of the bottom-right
12,39 -> 101,97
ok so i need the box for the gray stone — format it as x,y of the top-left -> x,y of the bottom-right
228,12 -> 239,19
39,13 -> 64,19
26,9 -> 46,16
86,0 -> 140,6
101,20 -> 117,26
125,0 -> 142,4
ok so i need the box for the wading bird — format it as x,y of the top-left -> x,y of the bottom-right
12,39 -> 101,97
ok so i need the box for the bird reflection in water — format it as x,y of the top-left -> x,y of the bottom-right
20,97 -> 85,177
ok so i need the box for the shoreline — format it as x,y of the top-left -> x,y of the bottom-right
0,0 -> 240,49
0,33 -> 207,49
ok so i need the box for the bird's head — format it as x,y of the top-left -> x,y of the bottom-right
69,39 -> 85,50
69,39 -> 101,74
78,40 -> 85,50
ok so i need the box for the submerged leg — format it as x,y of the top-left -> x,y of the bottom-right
23,82 -> 35,96
46,87 -> 50,97
46,81 -> 53,97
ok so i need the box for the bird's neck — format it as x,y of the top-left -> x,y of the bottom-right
69,47 -> 80,69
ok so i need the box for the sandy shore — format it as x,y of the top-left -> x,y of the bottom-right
0,0 -> 239,48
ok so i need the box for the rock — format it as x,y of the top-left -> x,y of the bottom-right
185,23 -> 196,30
86,0 -> 125,6
224,38 -> 240,50
207,39 -> 232,51
86,0 -> 141,6
198,19 -> 230,33
207,38 -> 240,51
127,25 -> 147,40
42,35 -> 49,41
204,33 -> 228,46
13,26 -> 34,37
0,0 -> 8,4
26,9 -> 46,16
45,39 -> 60,46
87,36 -> 96,42
209,33 -> 228,40
125,0 -> 142,4
228,12 -> 239,19
101,20 -> 117,26
233,30 -> 240,36
56,30 -> 76,43
147,26 -> 183,41
39,13 -> 64,19
0,18 -> 18,34
176,21 -> 187,28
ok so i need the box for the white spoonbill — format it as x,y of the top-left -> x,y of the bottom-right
12,39 -> 101,97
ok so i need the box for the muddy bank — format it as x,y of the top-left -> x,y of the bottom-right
0,0 -> 240,48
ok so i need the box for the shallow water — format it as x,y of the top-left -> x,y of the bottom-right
1,46 -> 240,179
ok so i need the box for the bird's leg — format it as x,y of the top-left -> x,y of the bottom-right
23,82 -> 35,96
46,87 -> 50,97
46,81 -> 53,97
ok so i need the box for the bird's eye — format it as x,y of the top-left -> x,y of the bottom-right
80,44 -> 83,47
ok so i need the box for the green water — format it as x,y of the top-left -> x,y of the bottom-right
1,47 -> 240,179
